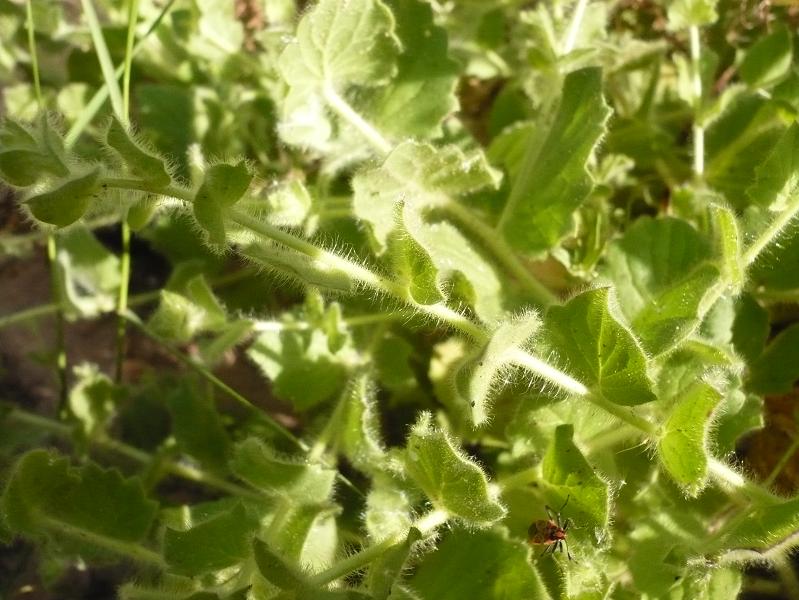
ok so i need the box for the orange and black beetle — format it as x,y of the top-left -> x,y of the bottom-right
528,496 -> 573,560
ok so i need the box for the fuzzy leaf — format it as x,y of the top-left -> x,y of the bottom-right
541,288 -> 655,406
404,413 -> 505,525
368,527 -> 421,600
604,217 -> 720,354
747,323 -> 799,395
193,161 -> 252,246
164,502 -> 259,575
54,226 -> 121,319
667,0 -> 718,28
278,0 -> 399,90
166,384 -> 231,473
253,538 -> 307,589
2,450 -> 157,557
231,438 -> 335,504
0,116 -> 69,187
365,479 -> 413,543
24,167 -> 100,227
329,373 -> 387,473
716,496 -> 799,551
366,0 -> 459,138
247,328 -> 349,411
105,118 -> 171,188
454,312 -> 540,426
498,67 -> 611,255
409,528 -> 551,600
353,141 -> 501,250
739,24 -> 793,89
541,424 -> 609,531
657,382 -> 721,493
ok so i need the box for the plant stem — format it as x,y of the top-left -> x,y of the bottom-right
25,0 -> 42,105
26,2 -> 69,415
229,209 -> 487,341
562,0 -> 589,55
765,435 -> 799,488
115,221 -> 131,383
65,0 -> 177,148
708,458 -> 780,504
46,236 -> 69,416
689,25 -> 704,179
80,0 -> 125,120
437,200 -> 558,306
112,0 -> 140,384
322,84 -> 392,155
307,509 -> 449,588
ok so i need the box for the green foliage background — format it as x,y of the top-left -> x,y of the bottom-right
1,0 -> 799,598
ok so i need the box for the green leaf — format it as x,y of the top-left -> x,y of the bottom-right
231,438 -> 335,503
404,413 -> 506,525
747,122 -> 799,212
604,217 -> 720,354
68,363 -> 120,438
540,288 -> 655,406
278,0 -> 399,90
352,141 -> 502,250
365,477 -> 413,543
147,274 -> 228,343
0,116 -> 69,187
667,0 -> 718,29
247,328 -> 350,411
253,538 -> 308,590
24,167 -> 100,227
268,503 -> 339,569
2,450 -> 158,560
454,312 -> 540,426
164,502 -> 259,576
657,382 -> 721,494
105,118 -> 171,188
708,203 -> 743,291
329,373 -> 387,473
54,226 -> 121,319
715,496 -> 799,551
541,424 -> 609,531
365,0 -> 459,139
498,67 -> 611,255
739,24 -> 793,89
747,323 -> 799,395
166,384 -> 231,473
193,161 -> 252,246
409,528 -> 551,600
368,528 -> 421,600
731,294 -> 769,363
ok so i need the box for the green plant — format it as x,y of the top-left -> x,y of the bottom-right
1,0 -> 799,598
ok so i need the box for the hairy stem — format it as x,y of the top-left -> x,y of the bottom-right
436,200 -> 558,306
322,84 -> 392,155
562,0 -> 589,55
689,25 -> 704,178
307,509 -> 449,588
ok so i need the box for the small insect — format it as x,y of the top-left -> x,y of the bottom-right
528,496 -> 573,560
